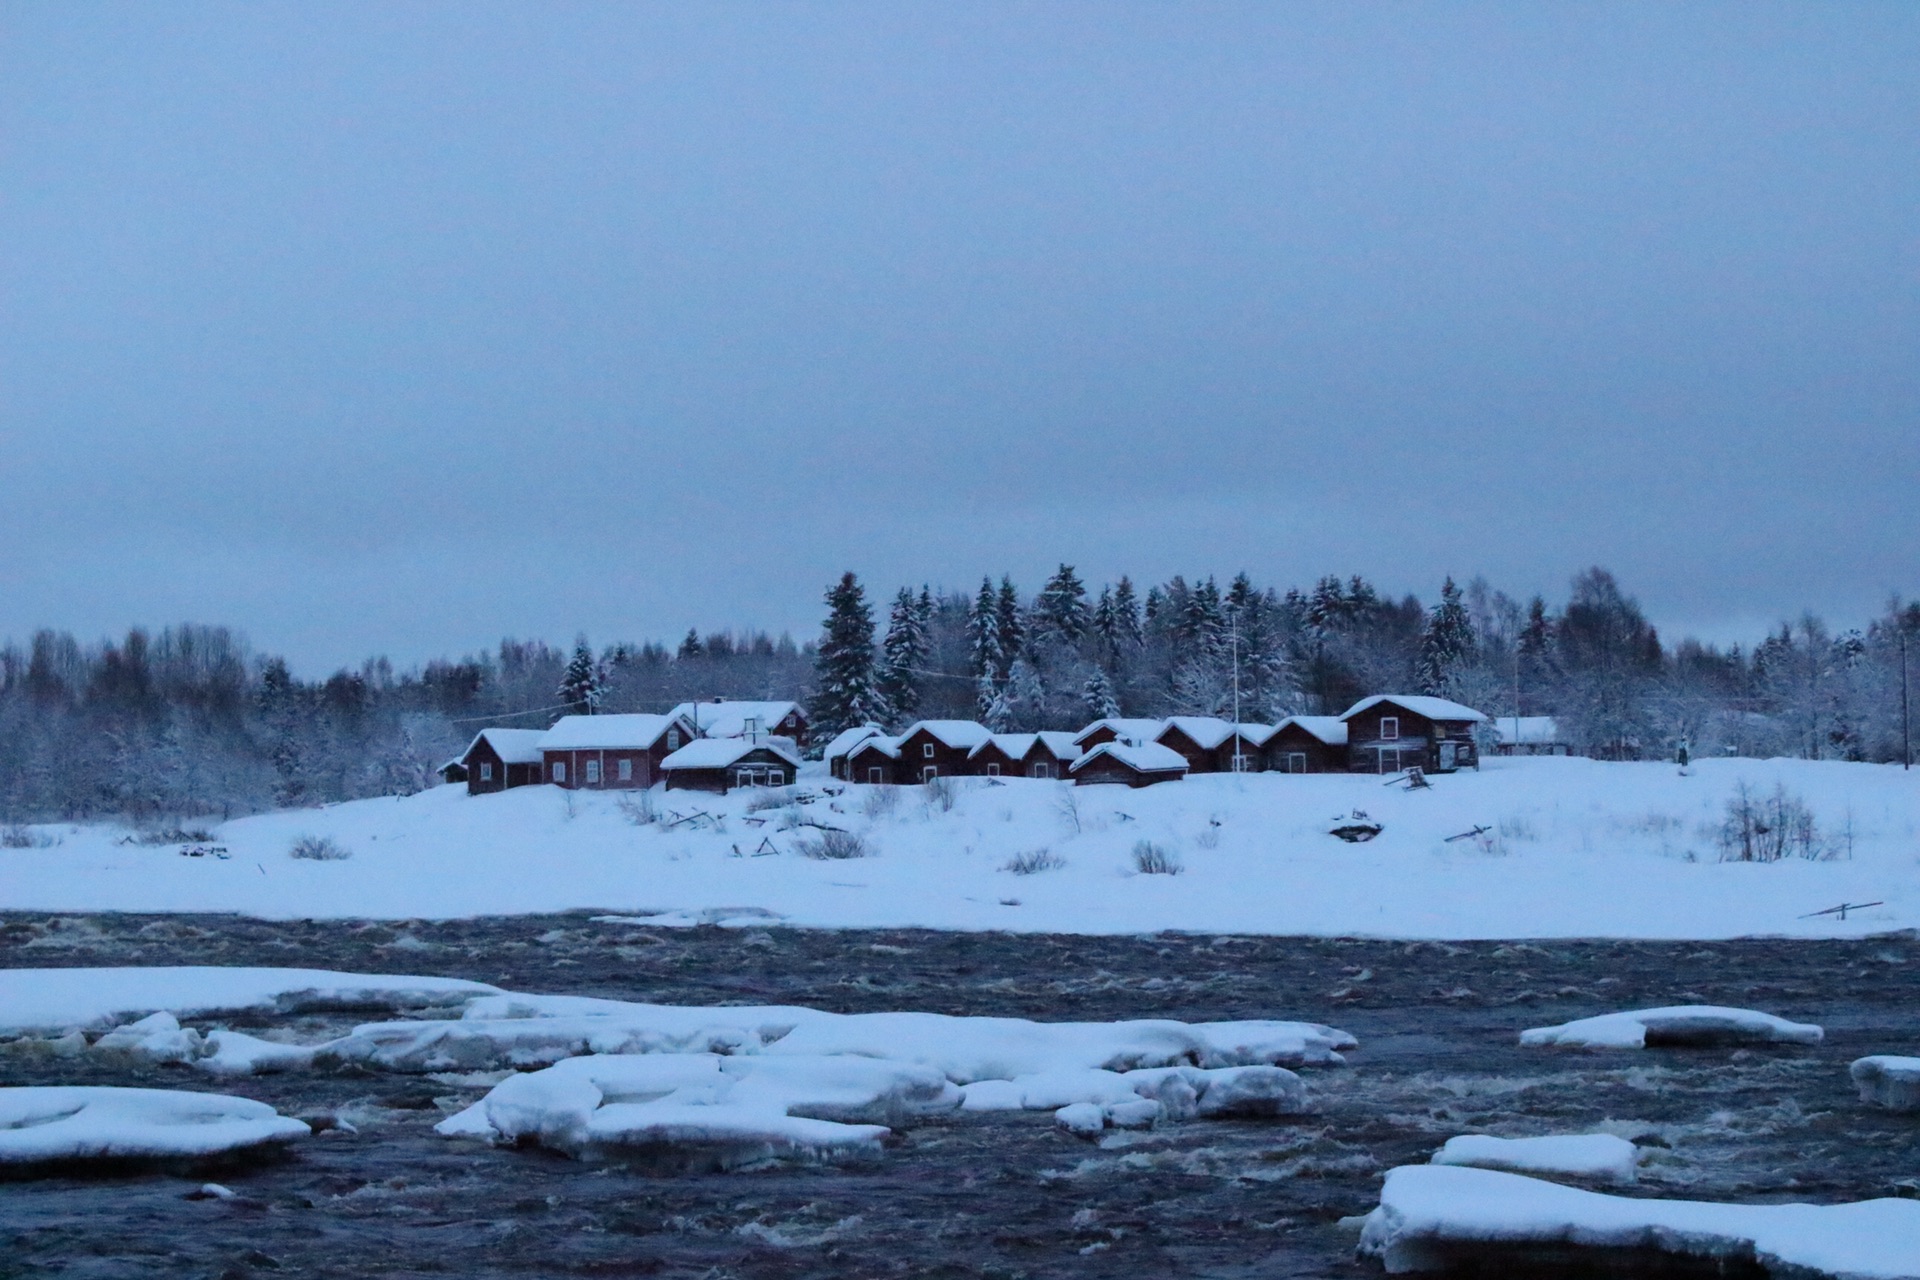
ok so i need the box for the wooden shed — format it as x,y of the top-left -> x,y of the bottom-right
1339,695 -> 1485,774
660,739 -> 801,794
1155,717 -> 1273,773
537,713 -> 695,790
893,720 -> 993,784
670,700 -> 810,749
822,724 -> 886,780
1262,717 -> 1349,774
457,728 -> 548,795
1072,718 -> 1166,752
1490,716 -> 1571,757
1069,740 -> 1189,788
968,731 -> 1082,780
845,734 -> 903,785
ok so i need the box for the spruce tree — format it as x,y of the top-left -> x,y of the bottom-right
968,578 -> 1003,685
1417,577 -> 1476,696
676,628 -> 704,660
1112,576 -> 1143,646
1082,666 -> 1121,720
877,586 -> 930,726
1034,564 -> 1090,647
558,635 -> 605,714
995,576 -> 1024,676
809,573 -> 887,738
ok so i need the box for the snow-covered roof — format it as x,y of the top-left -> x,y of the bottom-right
461,727 -> 549,766
660,738 -> 801,771
1157,717 -> 1236,750
822,724 -> 885,762
1492,716 -> 1564,745
536,714 -> 690,751
899,720 -> 994,750
669,700 -> 804,740
1340,695 -> 1487,725
847,734 -> 902,760
1069,740 -> 1190,775
1072,718 -> 1166,747
1270,716 -> 1349,746
970,731 -> 1084,762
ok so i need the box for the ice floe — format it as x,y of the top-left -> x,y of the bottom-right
1357,1165 -> 1920,1278
1850,1055 -> 1920,1112
1429,1133 -> 1639,1184
1518,1005 -> 1822,1050
0,1086 -> 309,1167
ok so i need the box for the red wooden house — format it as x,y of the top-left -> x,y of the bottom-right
1339,695 -> 1485,774
1069,740 -> 1189,787
456,728 -> 548,795
537,713 -> 696,790
1072,718 -> 1166,752
893,720 -> 993,784
967,731 -> 1081,779
660,739 -> 801,794
1261,716 -> 1348,773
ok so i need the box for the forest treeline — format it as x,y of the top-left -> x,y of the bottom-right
2,567 -> 1914,823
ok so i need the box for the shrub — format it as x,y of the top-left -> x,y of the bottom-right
134,826 -> 215,846
289,834 -> 352,862
1131,840 -> 1183,876
859,787 -> 901,820
745,788 -> 797,814
615,790 -> 659,826
923,775 -> 958,813
1002,847 -> 1066,875
799,829 -> 870,861
1,824 -> 58,850
1717,782 -> 1829,862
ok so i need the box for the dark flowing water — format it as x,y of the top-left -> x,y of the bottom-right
3,912 -> 1916,1278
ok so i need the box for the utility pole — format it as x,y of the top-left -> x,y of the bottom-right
1903,626 -> 1911,770
1230,613 -> 1244,772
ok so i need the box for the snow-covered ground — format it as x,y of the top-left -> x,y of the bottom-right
3,756 -> 1914,938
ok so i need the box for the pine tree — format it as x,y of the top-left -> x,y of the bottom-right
877,587 -> 930,726
968,578 -> 1003,686
558,636 -> 605,714
1082,666 -> 1121,720
809,573 -> 887,738
995,577 -> 1024,675
1033,564 -> 1090,647
676,628 -> 704,660
1417,577 -> 1476,695
1112,576 -> 1143,646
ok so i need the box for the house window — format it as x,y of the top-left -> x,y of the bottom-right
985,762 -> 1000,777
479,762 -> 493,781
923,742 -> 934,758
585,758 -> 601,785
767,770 -> 784,786
1230,752 -> 1251,772
1378,748 -> 1400,774
1380,716 -> 1400,741
552,761 -> 567,784
1285,752 -> 1307,774
667,729 -> 681,750
921,766 -> 938,782
868,766 -> 885,784
1031,762 -> 1051,779
618,758 -> 633,781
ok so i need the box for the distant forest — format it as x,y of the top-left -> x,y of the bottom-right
2,566 -> 1914,823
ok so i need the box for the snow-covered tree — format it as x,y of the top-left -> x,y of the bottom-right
877,586 -> 931,727
809,573 -> 887,738
557,636 -> 605,715
1082,666 -> 1121,720
1417,577 -> 1476,696
1033,564 -> 1090,648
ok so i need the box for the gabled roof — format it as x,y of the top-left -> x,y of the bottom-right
1157,716 -> 1237,750
1492,716 -> 1564,745
1069,740 -> 1190,775
1072,718 -> 1166,747
847,734 -> 902,760
460,727 -> 549,766
970,731 -> 1084,762
1270,715 -> 1349,746
536,713 -> 692,751
661,738 -> 801,770
1340,694 -> 1487,725
669,700 -> 804,739
822,724 -> 885,762
898,719 -> 994,750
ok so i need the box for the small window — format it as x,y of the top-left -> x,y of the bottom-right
922,765 -> 938,782
1380,716 -> 1400,741
618,758 -> 633,781
667,729 -> 681,750
552,761 -> 567,784
922,742 -> 934,758
1031,762 -> 1051,779
1287,752 -> 1307,774
985,762 -> 1000,777
585,758 -> 601,784
1231,753 -> 1251,772
868,766 -> 884,784
479,762 -> 493,781
767,770 -> 784,786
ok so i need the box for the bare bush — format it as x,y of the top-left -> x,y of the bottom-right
134,826 -> 216,846
1,824 -> 59,849
1002,847 -> 1066,875
859,787 -> 901,820
923,775 -> 958,813
615,790 -> 658,827
1194,822 -> 1222,850
799,829 -> 870,860
1498,815 -> 1540,842
288,834 -> 352,862
1131,840 -> 1184,876
1717,782 -> 1831,862
745,788 -> 796,814
1055,789 -> 1083,835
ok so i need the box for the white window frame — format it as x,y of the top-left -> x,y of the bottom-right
585,758 -> 601,785
868,766 -> 885,784
767,770 -> 784,786
478,762 -> 493,781
985,762 -> 1000,777
1286,752 -> 1307,774
618,758 -> 633,782
1230,751 -> 1251,773
923,742 -> 935,758
921,765 -> 938,783
1380,716 -> 1400,741
1031,762 -> 1051,779
667,729 -> 681,750
552,761 -> 567,784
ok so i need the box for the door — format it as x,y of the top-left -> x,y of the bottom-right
868,766 -> 885,784
1438,741 -> 1457,771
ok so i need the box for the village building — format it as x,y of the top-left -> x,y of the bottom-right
844,734 -> 903,785
1070,740 -> 1189,788
669,700 -> 809,748
1339,695 -> 1485,774
1154,717 -> 1273,773
537,713 -> 695,791
967,731 -> 1081,779
660,739 -> 801,794
1072,718 -> 1167,751
1490,715 -> 1571,756
1262,716 -> 1349,773
893,720 -> 993,784
454,728 -> 548,794
822,724 -> 886,780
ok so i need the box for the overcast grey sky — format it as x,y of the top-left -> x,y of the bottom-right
2,3 -> 1914,673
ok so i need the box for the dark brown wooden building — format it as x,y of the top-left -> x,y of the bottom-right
893,720 -> 993,784
967,731 -> 1082,779
845,735 -> 903,785
823,724 -> 886,780
1072,718 -> 1167,752
457,728 -> 549,795
1262,717 -> 1349,774
1069,740 -> 1189,787
669,700 -> 810,749
539,713 -> 696,790
1339,695 -> 1485,774
660,739 -> 801,794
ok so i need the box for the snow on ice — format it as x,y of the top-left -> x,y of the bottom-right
0,1086 -> 309,1167
1428,1133 -> 1640,1184
1357,1164 -> 1920,1278
0,755 -> 1913,939
1850,1055 -> 1920,1112
1519,1006 -> 1823,1050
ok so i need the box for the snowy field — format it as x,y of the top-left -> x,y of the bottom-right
3,756 -> 1914,939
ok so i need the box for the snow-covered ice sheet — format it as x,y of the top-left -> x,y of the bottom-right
1850,1055 -> 1920,1112
1519,1006 -> 1822,1050
323,994 -> 1354,1076
0,1087 -> 309,1166
4,757 -> 1914,940
1358,1164 -> 1920,1278
0,966 -> 499,1038
1429,1133 -> 1639,1183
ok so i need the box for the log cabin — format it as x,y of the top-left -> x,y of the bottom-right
893,720 -> 994,784
660,739 -> 801,793
1069,740 -> 1189,787
967,731 -> 1081,779
1339,695 -> 1485,774
822,724 -> 886,780
1072,718 -> 1166,751
538,713 -> 696,790
457,728 -> 548,794
1262,716 -> 1349,773
845,734 -> 903,785
669,699 -> 809,748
